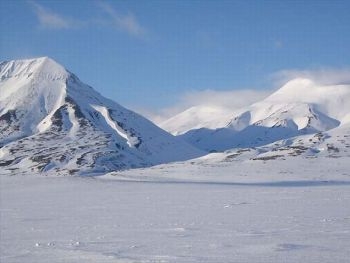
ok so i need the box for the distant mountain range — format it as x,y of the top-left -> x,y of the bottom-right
161,78 -> 350,152
0,57 -> 203,175
1,57 -> 349,176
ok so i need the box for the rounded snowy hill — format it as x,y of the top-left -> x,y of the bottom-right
0,57 -> 203,175
160,105 -> 234,136
162,78 -> 350,152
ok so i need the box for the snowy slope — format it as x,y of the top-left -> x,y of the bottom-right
212,122 -> 350,164
165,78 -> 350,152
160,105 -> 234,136
0,57 -> 203,175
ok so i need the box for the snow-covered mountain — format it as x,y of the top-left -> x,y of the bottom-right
0,57 -> 203,175
215,122 -> 350,163
162,78 -> 350,152
161,105 -> 234,136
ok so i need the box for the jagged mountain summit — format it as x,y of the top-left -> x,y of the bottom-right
0,57 -> 203,175
161,78 -> 350,152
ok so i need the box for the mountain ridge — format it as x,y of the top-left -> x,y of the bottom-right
161,78 -> 350,152
0,57 -> 203,175
1,57 -> 349,175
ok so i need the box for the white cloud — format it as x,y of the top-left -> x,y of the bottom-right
272,68 -> 350,86
97,2 -> 146,37
181,89 -> 270,109
28,1 -> 146,38
138,89 -> 270,124
29,1 -> 77,29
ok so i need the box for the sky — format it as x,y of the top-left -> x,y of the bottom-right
1,0 -> 350,122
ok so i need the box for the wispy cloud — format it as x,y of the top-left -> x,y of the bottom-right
97,2 -> 146,38
180,89 -> 270,109
272,68 -> 350,86
138,89 -> 270,124
28,1 -> 146,38
28,1 -> 77,29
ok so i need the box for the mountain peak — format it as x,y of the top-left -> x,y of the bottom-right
0,57 -> 203,175
0,56 -> 68,81
161,77 -> 350,152
265,78 -> 315,102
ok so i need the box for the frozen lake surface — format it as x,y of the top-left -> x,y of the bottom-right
1,164 -> 350,262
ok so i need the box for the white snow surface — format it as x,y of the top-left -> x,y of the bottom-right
1,58 -> 350,263
0,57 -> 203,175
160,105 -> 234,136
2,118 -> 350,262
1,150 -> 350,262
162,78 -> 350,152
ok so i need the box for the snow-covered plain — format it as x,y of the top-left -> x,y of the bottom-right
1,156 -> 350,263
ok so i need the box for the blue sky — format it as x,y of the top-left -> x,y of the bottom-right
1,0 -> 350,119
